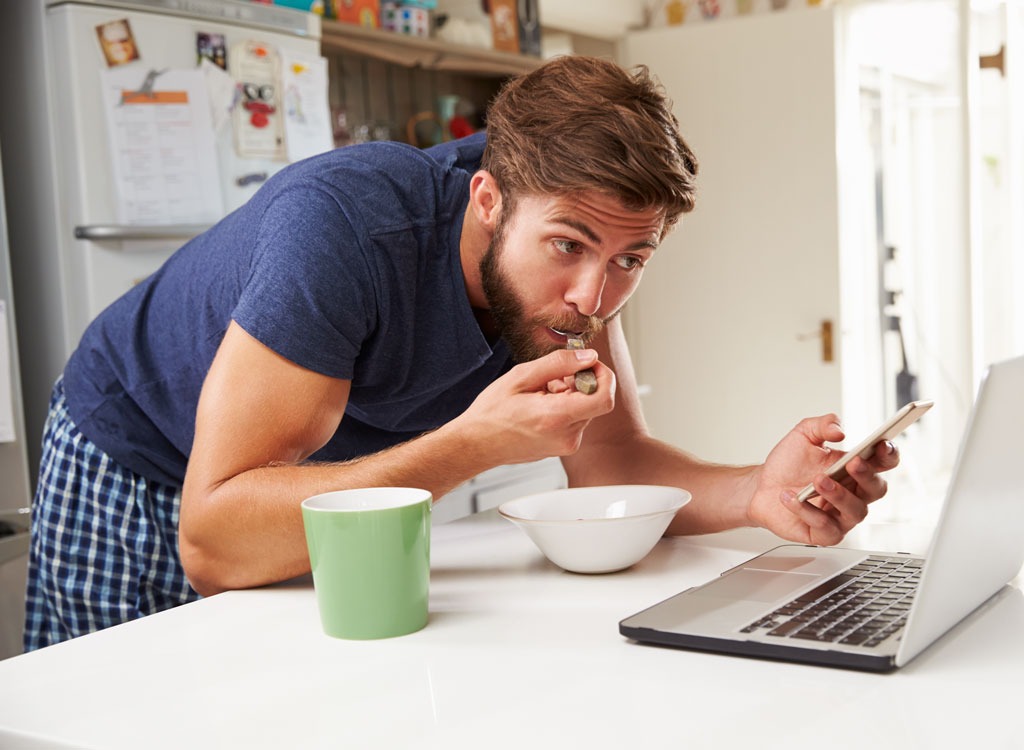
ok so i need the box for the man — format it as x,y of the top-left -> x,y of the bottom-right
24,55 -> 898,651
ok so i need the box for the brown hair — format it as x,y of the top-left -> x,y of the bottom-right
481,55 -> 698,233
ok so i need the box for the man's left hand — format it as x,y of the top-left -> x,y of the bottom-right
746,415 -> 901,546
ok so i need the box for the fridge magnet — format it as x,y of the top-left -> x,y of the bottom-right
96,19 -> 140,67
197,32 -> 228,70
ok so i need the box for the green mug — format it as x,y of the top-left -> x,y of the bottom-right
301,487 -> 432,640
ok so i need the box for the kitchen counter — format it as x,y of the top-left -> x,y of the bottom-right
1,509 -> 1022,749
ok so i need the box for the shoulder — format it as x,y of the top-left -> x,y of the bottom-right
247,139 -> 475,233
276,133 -> 484,191
422,131 -> 486,173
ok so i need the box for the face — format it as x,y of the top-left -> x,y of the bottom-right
480,191 -> 664,363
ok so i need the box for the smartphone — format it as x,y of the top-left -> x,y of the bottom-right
796,399 -> 934,502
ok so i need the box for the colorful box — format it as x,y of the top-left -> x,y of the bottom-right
488,0 -> 519,53
332,0 -> 380,27
382,2 -> 432,36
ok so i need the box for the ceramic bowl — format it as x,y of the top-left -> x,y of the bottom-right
497,485 -> 691,574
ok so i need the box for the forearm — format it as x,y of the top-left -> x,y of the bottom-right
566,433 -> 760,535
181,338 -> 614,596
180,422 -> 500,595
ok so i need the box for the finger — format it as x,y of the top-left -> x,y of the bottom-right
577,360 -> 616,399
780,490 -> 847,546
794,413 -> 845,448
510,348 -> 599,391
812,473 -> 871,526
844,455 -> 890,504
546,377 -> 571,394
866,439 -> 900,472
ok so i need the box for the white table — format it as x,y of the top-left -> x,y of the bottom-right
1,510 -> 1021,749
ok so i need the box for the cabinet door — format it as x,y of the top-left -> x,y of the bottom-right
621,9 -> 844,464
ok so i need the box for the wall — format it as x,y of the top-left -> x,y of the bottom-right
540,0 -> 645,40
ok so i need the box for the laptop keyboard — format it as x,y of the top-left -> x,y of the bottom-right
740,555 -> 923,647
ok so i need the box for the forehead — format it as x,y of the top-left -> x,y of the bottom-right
512,191 -> 666,241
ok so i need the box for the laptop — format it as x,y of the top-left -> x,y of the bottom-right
620,354 -> 1024,672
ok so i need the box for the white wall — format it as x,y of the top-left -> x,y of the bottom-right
539,0 -> 646,39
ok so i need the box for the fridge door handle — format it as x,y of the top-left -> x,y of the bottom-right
74,224 -> 212,243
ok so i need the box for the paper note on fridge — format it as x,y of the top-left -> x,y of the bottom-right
280,50 -> 333,164
100,67 -> 224,225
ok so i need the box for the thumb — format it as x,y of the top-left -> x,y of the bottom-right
511,348 -> 598,389
798,414 -> 844,447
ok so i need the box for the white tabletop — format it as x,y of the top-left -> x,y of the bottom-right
1,510 -> 1022,750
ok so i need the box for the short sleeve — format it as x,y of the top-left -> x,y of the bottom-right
231,184 -> 377,380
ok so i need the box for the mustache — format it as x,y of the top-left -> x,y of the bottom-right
543,313 -> 605,343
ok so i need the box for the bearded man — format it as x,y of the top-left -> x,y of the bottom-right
24,56 -> 898,651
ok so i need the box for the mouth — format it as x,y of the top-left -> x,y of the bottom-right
549,327 -> 585,342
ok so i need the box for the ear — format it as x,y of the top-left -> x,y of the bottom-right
468,170 -> 502,232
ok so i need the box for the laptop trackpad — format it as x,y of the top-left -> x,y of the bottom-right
691,568 -> 819,603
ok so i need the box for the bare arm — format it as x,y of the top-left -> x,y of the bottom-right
561,318 -> 900,544
560,317 -> 758,533
179,321 -> 613,595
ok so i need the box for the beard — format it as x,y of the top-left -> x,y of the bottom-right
479,218 -> 606,364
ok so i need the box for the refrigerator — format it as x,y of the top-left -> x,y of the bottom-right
0,0 -> 330,479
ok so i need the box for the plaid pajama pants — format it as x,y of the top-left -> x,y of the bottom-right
23,378 -> 200,651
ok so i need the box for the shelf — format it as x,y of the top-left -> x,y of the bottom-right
320,19 -> 543,77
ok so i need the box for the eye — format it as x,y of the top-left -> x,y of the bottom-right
614,255 -> 646,271
553,238 -> 581,255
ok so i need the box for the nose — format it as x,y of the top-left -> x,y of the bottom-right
565,265 -> 606,318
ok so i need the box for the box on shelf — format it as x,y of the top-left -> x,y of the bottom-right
332,0 -> 381,26
382,2 -> 433,36
488,0 -> 519,53
517,0 -> 540,57
272,0 -> 331,15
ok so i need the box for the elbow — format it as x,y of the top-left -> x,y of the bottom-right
178,483 -> 244,596
178,496 -> 238,597
179,534 -> 230,597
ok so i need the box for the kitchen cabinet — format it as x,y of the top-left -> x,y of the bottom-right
320,18 -> 541,75
318,20 -> 542,148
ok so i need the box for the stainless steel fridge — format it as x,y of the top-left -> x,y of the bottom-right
0,0 -> 328,478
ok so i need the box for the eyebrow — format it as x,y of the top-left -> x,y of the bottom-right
552,216 -> 659,253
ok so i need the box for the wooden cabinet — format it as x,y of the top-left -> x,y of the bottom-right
319,20 -> 542,148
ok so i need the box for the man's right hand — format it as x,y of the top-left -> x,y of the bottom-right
449,347 -> 616,466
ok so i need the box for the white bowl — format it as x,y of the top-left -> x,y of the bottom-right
497,485 -> 691,574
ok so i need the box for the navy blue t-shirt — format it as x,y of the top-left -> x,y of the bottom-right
63,133 -> 512,487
